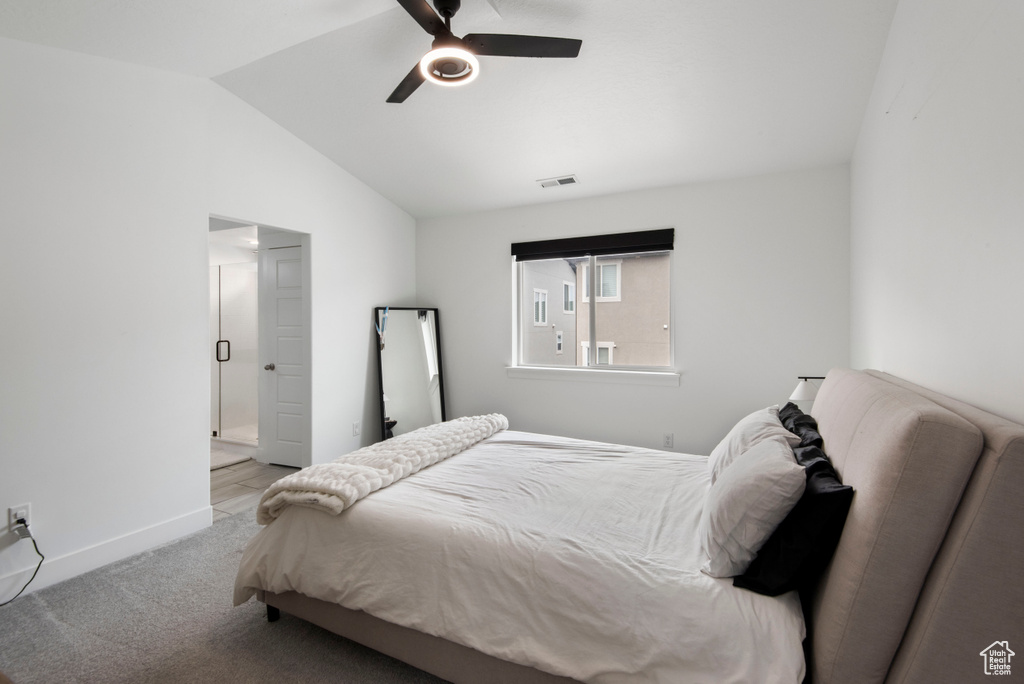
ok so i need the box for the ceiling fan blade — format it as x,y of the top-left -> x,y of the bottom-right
396,0 -> 447,36
387,63 -> 427,103
463,34 -> 582,58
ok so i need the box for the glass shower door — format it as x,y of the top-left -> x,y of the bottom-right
211,262 -> 259,444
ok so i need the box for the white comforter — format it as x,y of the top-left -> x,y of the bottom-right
256,414 -> 508,524
234,430 -> 806,684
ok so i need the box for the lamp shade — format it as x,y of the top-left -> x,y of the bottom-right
789,379 -> 820,402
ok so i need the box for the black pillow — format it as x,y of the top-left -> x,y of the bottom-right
779,401 -> 823,448
733,444 -> 853,596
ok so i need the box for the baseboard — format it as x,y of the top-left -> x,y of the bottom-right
0,506 -> 213,596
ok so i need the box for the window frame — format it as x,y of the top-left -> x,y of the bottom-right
511,228 -> 676,375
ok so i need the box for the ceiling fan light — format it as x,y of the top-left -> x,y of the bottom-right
419,46 -> 479,87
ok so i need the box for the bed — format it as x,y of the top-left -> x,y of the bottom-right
233,368 -> 1024,683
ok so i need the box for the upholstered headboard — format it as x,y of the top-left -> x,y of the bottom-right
806,368 -> 983,684
866,371 -> 1024,684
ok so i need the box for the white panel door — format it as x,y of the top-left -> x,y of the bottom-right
259,245 -> 309,467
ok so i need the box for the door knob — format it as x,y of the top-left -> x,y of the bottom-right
264,363 -> 276,371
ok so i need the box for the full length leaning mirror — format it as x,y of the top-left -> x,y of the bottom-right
375,307 -> 446,440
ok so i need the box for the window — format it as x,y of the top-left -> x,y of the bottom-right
581,261 -> 621,302
533,289 -> 547,325
580,341 -> 613,365
512,229 -> 673,369
563,281 -> 575,313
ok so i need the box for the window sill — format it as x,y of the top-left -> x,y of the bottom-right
506,365 -> 680,387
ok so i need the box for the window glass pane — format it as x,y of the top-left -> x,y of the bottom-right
519,251 -> 669,368
592,252 -> 670,367
521,262 -> 576,366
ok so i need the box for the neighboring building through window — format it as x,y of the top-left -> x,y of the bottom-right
513,229 -> 673,369
517,260 -> 573,366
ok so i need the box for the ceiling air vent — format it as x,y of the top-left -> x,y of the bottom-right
537,174 -> 579,189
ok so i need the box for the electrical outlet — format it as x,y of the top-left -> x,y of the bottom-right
8,503 -> 30,532
352,421 -> 361,437
663,433 -> 674,449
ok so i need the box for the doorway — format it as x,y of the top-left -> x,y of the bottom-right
208,216 -> 312,470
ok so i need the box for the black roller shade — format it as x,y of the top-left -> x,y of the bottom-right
511,228 -> 674,262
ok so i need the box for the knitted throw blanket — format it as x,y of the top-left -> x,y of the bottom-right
256,414 -> 508,525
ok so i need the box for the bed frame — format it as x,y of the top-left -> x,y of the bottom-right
258,368 -> 1024,683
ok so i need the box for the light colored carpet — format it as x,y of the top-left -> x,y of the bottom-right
0,513 -> 446,684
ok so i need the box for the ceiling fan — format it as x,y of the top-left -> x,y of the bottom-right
387,0 -> 582,103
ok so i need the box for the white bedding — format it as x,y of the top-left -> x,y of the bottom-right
234,430 -> 806,684
256,414 -> 508,524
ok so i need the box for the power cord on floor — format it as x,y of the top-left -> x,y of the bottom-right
1,518 -> 45,606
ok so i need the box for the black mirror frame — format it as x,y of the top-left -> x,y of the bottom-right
374,306 -> 447,441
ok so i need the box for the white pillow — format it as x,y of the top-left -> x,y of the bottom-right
700,436 -> 807,578
707,405 -> 801,484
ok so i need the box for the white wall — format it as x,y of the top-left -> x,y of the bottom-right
417,166 -> 851,454
850,0 -> 1024,423
203,83 -> 417,461
0,37 -> 415,596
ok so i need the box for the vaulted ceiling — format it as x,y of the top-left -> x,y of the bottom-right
0,0 -> 899,218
